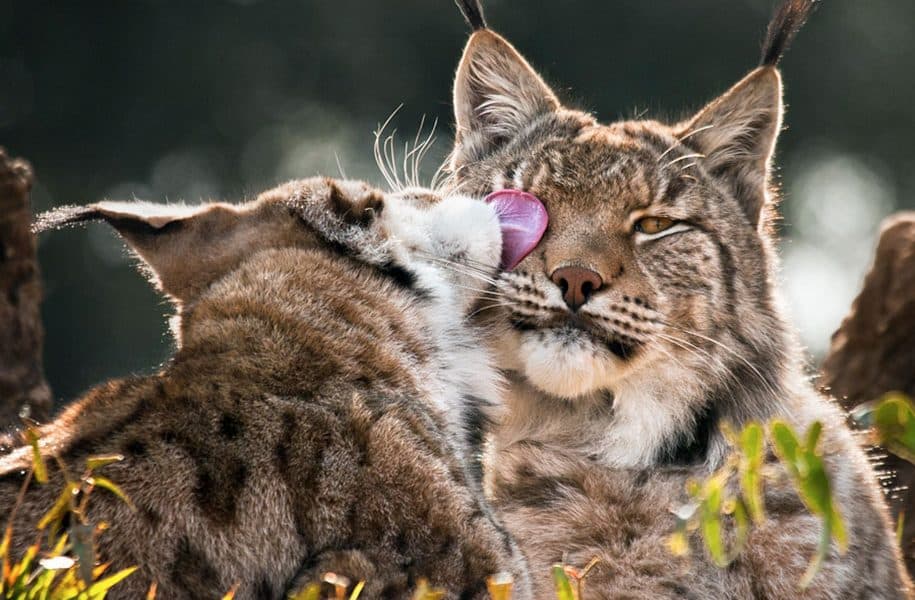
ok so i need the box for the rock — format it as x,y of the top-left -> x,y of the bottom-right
821,212 -> 915,573
0,147 -> 52,426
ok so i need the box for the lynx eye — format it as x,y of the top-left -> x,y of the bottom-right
634,216 -> 676,235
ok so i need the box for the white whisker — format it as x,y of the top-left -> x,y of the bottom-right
663,153 -> 706,170
662,323 -> 780,400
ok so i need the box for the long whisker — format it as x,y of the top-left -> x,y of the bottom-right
422,259 -> 499,286
654,332 -> 758,401
373,105 -> 403,191
416,257 -> 500,287
334,152 -> 348,179
657,124 -> 717,162
447,282 -> 506,298
415,250 -> 500,276
384,132 -> 402,190
676,124 -> 715,143
663,323 -> 781,400
663,153 -> 706,170
469,302 -> 514,319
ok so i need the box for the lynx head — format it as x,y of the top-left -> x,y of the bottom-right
35,178 -> 504,337
450,0 -> 817,463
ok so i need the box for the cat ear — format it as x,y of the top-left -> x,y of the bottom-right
452,30 -> 560,167
34,201 -> 242,304
677,67 -> 783,228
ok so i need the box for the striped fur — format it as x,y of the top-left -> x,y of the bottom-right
1,178 -> 531,599
447,1 -> 912,597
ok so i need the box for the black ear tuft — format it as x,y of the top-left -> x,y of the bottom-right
32,205 -> 105,234
454,0 -> 487,31
760,0 -> 818,66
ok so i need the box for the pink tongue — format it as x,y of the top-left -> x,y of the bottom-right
485,189 -> 549,270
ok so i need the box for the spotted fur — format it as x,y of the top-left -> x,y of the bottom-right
447,0 -> 911,597
1,178 -> 531,599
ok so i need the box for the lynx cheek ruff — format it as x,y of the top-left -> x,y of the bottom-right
486,189 -> 549,270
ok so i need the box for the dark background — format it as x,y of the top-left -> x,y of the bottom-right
1,0 -> 913,406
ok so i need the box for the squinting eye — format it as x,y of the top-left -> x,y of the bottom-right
634,216 -> 676,235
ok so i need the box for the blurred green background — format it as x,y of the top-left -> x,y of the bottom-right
1,0 -> 913,406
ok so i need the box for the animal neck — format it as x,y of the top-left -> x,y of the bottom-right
495,325 -> 799,470
173,248 -> 431,397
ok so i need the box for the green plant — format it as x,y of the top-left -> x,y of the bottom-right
851,392 -> 915,464
669,420 -> 848,588
1,425 -> 137,599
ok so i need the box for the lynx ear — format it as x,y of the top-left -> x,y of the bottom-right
452,30 -> 560,167
34,201 -> 242,304
677,0 -> 816,228
677,67 -> 783,228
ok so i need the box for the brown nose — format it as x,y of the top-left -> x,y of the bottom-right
550,266 -> 603,311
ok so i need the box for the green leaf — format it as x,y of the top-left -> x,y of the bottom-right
830,504 -> 848,553
551,564 -> 576,600
805,421 -> 823,451
770,420 -> 848,586
798,459 -> 831,516
9,543 -> 39,587
84,455 -> 125,473
49,565 -> 79,600
87,477 -> 135,511
287,583 -> 320,600
25,428 -> 48,485
739,422 -> 765,524
870,394 -> 915,464
770,421 -> 801,476
86,566 -> 136,598
28,565 -> 59,600
1,523 -> 11,565
696,476 -> 732,567
37,483 -> 77,531
800,523 -> 832,589
348,580 -> 366,600
731,499 -> 750,558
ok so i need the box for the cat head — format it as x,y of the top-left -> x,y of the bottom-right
35,178 -> 504,334
448,1 -> 815,418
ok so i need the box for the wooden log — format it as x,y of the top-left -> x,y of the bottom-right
821,212 -> 915,573
0,147 -> 51,426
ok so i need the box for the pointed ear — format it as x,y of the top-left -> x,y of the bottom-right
677,67 -> 783,228
452,30 -> 560,167
34,201 -> 243,304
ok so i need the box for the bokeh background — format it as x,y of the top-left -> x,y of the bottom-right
2,0 -> 913,405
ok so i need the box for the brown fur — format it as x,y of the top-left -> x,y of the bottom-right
445,0 -> 911,597
1,178 -> 530,599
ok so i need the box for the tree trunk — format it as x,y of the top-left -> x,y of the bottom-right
820,212 -> 915,574
0,147 -> 51,427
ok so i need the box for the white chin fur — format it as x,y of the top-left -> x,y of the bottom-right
519,332 -> 618,399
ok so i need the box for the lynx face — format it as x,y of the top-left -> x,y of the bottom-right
446,30 -> 792,429
379,186 -> 504,315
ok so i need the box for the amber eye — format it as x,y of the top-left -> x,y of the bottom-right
634,216 -> 676,235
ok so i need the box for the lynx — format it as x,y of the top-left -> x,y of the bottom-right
0,178 -> 532,599
448,0 -> 912,597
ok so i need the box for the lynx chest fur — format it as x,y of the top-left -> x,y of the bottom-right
0,178 -> 531,599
